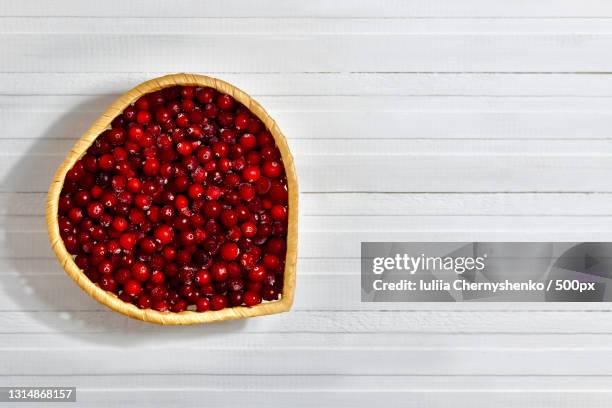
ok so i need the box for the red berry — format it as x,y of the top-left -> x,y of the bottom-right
244,291 -> 262,307
239,133 -> 257,150
187,183 -> 204,200
99,275 -> 117,292
220,209 -> 238,227
241,166 -> 261,182
112,217 -> 128,232
196,87 -> 216,104
119,233 -> 137,250
220,242 -> 240,261
138,294 -> 152,309
123,280 -> 142,297
248,265 -> 267,282
271,205 -> 288,221
155,224 -> 174,245
136,110 -> 152,124
262,161 -> 282,178
196,297 -> 210,312
98,154 -> 115,172
216,94 -> 235,110
211,262 -> 229,281
210,294 -> 228,310
142,158 -> 160,176
235,113 -> 250,130
87,202 -> 104,219
196,269 -> 212,286
241,221 -> 257,238
131,262 -> 151,282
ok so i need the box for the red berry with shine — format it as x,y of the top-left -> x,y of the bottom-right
241,166 -> 261,182
220,242 -> 240,261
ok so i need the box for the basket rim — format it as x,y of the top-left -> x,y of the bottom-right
46,73 -> 298,325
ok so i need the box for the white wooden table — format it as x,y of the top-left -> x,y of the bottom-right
3,1 -> 612,406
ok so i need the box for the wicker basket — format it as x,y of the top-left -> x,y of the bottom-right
46,73 -> 298,325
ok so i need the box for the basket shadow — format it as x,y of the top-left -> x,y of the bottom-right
4,95 -> 248,346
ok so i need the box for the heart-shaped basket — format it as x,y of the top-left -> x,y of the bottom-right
46,73 -> 298,324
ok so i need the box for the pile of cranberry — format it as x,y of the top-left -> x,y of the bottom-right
58,85 -> 288,313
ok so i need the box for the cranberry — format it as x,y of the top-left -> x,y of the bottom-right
59,85 -> 289,313
86,202 -> 104,219
99,275 -> 117,292
271,205 -> 288,221
220,242 -> 240,261
142,158 -> 160,176
211,262 -> 229,281
131,262 -> 151,282
262,161 -> 282,178
123,280 -> 142,297
216,94 -> 235,110
235,113 -> 250,130
119,233 -> 137,250
244,291 -> 262,307
241,166 -> 261,182
154,224 -> 174,245
138,294 -> 152,309
248,265 -> 267,282
210,294 -> 228,310
196,297 -> 210,311
136,110 -> 152,124
220,209 -> 238,227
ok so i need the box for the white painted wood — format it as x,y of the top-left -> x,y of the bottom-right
7,17 -> 612,35
3,0 -> 612,18
7,94 -> 612,113
4,2 -> 612,406
7,34 -> 612,72
6,139 -> 612,193
5,271 -> 612,312
0,390 -> 609,408
4,73 -> 612,96
8,215 -> 612,259
3,372 -> 612,391
7,111 -> 612,141
4,310 -> 612,334
4,333 -> 612,376
5,373 -> 612,408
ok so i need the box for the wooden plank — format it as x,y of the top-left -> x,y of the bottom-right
3,272 -> 612,312
5,95 -> 612,112
3,310 -> 612,334
6,17 -> 612,35
4,34 -> 612,72
4,73 -> 612,96
3,372 -> 612,391
7,332 -> 612,351
0,390 -> 608,408
3,333 -> 612,377
3,111 -> 611,141
2,0 -> 612,18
